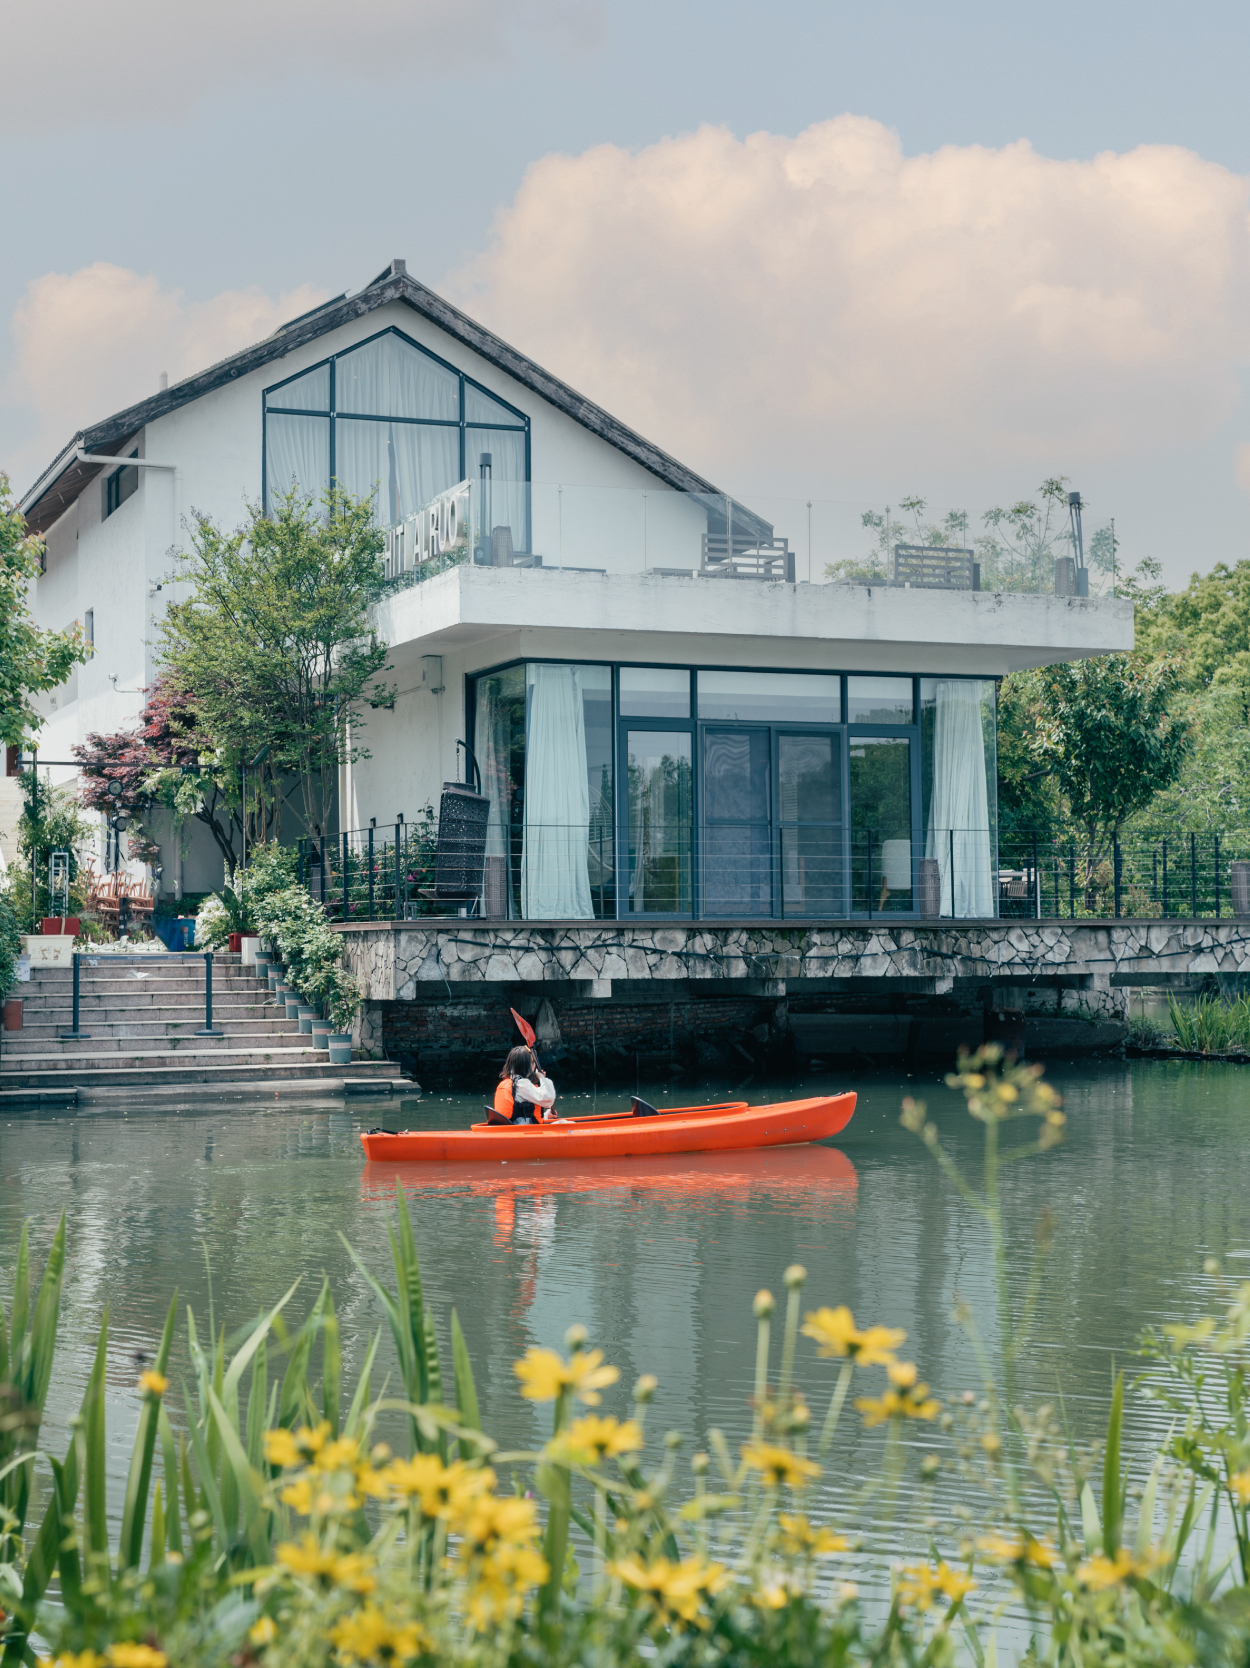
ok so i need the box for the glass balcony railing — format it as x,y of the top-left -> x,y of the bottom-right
379,479 -> 1119,597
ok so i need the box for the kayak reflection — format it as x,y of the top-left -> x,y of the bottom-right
361,1141 -> 858,1215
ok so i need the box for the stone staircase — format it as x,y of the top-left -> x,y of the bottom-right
0,952 -> 404,1099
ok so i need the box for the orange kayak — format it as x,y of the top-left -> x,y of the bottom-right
358,1094 -> 855,1163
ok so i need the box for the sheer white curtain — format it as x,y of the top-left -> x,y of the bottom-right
522,664 -> 592,919
475,676 -> 512,917
265,413 -> 329,509
335,419 -> 459,525
925,680 -> 993,917
469,428 -> 527,550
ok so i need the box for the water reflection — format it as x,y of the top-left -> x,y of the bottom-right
1,1060 -> 1248,1574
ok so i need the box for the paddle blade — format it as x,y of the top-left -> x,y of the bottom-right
511,1008 -> 536,1048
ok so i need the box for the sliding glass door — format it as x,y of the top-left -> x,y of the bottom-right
702,728 -> 771,916
778,732 -> 842,916
624,730 -> 693,915
849,736 -> 915,914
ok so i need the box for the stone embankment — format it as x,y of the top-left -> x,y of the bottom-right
338,917 -> 1250,1086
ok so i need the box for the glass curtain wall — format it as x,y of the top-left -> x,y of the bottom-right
471,663 -> 997,921
473,663 -> 612,920
262,329 -> 529,547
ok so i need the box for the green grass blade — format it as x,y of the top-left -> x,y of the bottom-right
49,1453 -> 82,1615
221,1279 -> 301,1405
119,1292 -> 177,1571
180,1433 -> 198,1530
0,1486 -> 60,1666
150,1479 -> 166,1570
246,1334 -> 269,1471
321,1281 -> 340,1438
451,1309 -> 481,1456
1102,1371 -> 1124,1555
83,1312 -> 110,1560
1135,1449 -> 1163,1562
9,1223 -> 30,1354
1079,1480 -> 1101,1554
160,1406 -> 183,1556
278,1287 -> 324,1431
340,1236 -> 414,1397
220,1382 -> 240,1537
183,1385 -> 229,1555
24,1212 -> 66,1417
207,1386 -> 271,1566
345,1331 -> 381,1442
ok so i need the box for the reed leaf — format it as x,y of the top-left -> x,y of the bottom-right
278,1286 -> 324,1431
345,1330 -> 381,1442
119,1292 -> 177,1572
221,1279 -> 301,1406
9,1222 -> 30,1357
159,1406 -> 183,1556
322,1280 -> 340,1438
207,1386 -> 271,1566
183,1384 -> 229,1555
0,1476 -> 62,1667
150,1479 -> 166,1571
450,1309 -> 481,1456
246,1334 -> 268,1472
49,1452 -> 82,1613
83,1313 -> 109,1561
1103,1370 -> 1124,1556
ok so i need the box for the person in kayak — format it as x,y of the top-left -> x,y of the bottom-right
494,1045 -> 557,1124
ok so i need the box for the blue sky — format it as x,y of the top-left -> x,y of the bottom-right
6,0 -> 1250,586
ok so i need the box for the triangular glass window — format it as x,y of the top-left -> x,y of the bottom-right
265,363 -> 330,412
465,382 -> 524,425
336,333 -> 458,421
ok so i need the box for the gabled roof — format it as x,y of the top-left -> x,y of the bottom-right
20,258 -> 744,536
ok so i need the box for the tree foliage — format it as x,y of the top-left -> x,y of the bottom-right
1029,654 -> 1191,889
0,472 -> 89,748
158,486 -> 391,841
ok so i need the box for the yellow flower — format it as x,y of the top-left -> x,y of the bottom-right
279,1477 -> 315,1516
514,1344 -> 620,1405
1077,1548 -> 1156,1589
106,1649 -> 169,1668
613,1554 -> 730,1626
752,1576 -> 792,1610
39,1656 -> 106,1668
896,1561 -> 976,1612
855,1381 -> 940,1427
551,1415 -> 644,1464
887,1361 -> 918,1388
275,1532 -> 376,1592
313,1435 -> 362,1473
138,1370 -> 168,1397
1231,1467 -> 1250,1505
978,1531 -> 1055,1568
330,1603 -> 428,1664
801,1306 -> 905,1366
385,1455 -> 494,1523
741,1441 -> 821,1490
264,1428 -> 302,1470
777,1513 -> 849,1556
248,1617 -> 277,1647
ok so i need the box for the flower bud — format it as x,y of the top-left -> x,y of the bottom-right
784,1264 -> 807,1290
692,1451 -> 710,1475
565,1323 -> 589,1351
754,1289 -> 775,1319
664,1429 -> 683,1450
1203,1256 -> 1220,1275
633,1373 -> 659,1403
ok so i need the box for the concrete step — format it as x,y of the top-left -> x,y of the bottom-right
2,1023 -> 304,1051
0,1058 -> 402,1091
14,1002 -> 284,1021
1,1043 -> 350,1071
9,1007 -> 300,1034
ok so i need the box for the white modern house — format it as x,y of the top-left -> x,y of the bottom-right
18,257 -> 1133,924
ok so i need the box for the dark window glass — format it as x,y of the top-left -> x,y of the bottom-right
703,729 -> 770,822
850,736 -> 913,912
626,731 -> 692,914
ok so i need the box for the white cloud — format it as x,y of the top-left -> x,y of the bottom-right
5,263 -> 326,488
451,117 -> 1250,490
1,0 -> 603,128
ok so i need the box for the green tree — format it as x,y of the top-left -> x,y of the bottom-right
1030,654 -> 1192,899
994,670 -> 1064,848
0,472 -> 89,747
158,485 -> 392,841
1135,556 -> 1250,689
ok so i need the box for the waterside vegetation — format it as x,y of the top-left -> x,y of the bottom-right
2,1051 -> 1250,1667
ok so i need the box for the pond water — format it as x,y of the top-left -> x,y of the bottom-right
2,1057 -> 1248,1584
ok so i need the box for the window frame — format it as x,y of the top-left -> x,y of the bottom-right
261,326 -> 531,534
103,450 -> 139,520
